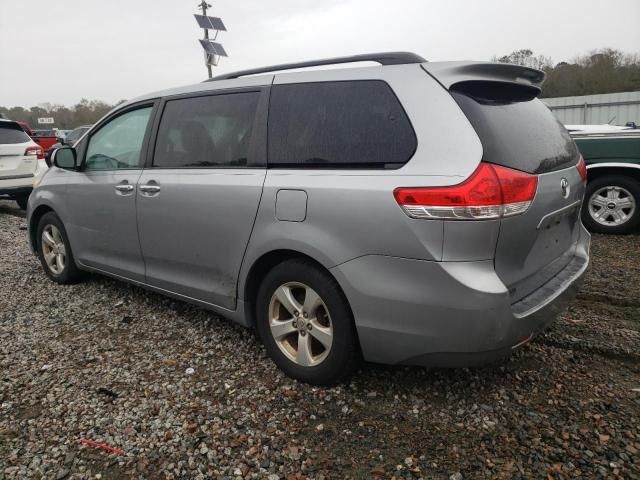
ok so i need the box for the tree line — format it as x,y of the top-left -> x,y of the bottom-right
493,48 -> 640,98
0,99 -> 125,130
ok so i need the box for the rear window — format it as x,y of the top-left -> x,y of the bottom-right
268,80 -> 416,169
0,122 -> 31,144
452,90 -> 579,174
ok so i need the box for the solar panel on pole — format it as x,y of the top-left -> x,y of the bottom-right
194,14 -> 210,29
195,1 -> 227,78
207,17 -> 226,31
194,14 -> 226,31
198,40 -> 228,57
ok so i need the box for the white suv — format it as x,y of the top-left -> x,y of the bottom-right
0,119 -> 47,209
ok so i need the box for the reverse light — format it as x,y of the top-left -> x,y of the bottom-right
394,162 -> 538,220
576,155 -> 587,182
24,146 -> 44,160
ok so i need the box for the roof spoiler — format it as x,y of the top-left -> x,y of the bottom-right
422,61 -> 545,96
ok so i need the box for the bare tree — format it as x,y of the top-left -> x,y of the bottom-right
492,49 -> 553,71
492,48 -> 640,98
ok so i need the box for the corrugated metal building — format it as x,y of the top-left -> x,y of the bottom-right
541,91 -> 640,126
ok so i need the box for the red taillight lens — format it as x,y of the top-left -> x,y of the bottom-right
394,162 -> 538,220
576,155 -> 587,182
24,146 -> 44,160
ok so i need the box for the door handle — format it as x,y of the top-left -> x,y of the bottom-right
114,184 -> 134,193
139,185 -> 161,193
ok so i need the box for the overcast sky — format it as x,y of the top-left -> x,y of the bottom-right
1,0 -> 639,107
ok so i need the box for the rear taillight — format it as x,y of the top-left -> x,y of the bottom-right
394,162 -> 538,220
576,155 -> 587,182
24,146 -> 44,160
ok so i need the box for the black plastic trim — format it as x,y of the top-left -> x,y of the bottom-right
0,173 -> 34,180
208,52 -> 426,81
0,186 -> 32,195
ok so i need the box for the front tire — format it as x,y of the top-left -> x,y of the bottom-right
256,259 -> 361,385
37,212 -> 84,284
582,175 -> 640,234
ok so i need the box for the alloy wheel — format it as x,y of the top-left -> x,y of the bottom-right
41,224 -> 66,275
268,282 -> 333,367
588,185 -> 636,227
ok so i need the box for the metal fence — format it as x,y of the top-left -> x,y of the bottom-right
541,91 -> 640,126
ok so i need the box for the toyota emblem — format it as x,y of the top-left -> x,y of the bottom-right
560,178 -> 570,198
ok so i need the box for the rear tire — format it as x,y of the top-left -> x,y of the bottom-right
582,175 -> 640,234
256,259 -> 361,385
15,193 -> 29,210
37,212 -> 84,284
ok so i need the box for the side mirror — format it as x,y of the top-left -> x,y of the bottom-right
52,146 -> 78,170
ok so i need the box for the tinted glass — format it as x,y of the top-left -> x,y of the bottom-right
452,91 -> 579,174
268,81 -> 416,168
154,92 -> 260,168
0,123 -> 31,144
85,107 -> 152,170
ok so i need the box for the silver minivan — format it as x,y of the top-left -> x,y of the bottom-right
28,53 -> 590,384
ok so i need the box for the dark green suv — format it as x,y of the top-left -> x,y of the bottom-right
572,128 -> 640,234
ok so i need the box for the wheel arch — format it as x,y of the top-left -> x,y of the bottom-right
28,204 -> 55,251
242,249 -> 352,328
587,164 -> 640,183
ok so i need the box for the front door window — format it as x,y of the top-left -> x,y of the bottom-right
85,107 -> 152,170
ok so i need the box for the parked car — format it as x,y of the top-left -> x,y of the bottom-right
28,53 -> 590,384
0,119 -> 47,209
571,127 -> 640,234
62,125 -> 91,146
30,129 -> 60,155
55,129 -> 72,142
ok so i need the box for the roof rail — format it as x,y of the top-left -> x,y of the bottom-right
207,52 -> 426,81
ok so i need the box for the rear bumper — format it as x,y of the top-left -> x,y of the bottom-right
0,184 -> 32,197
0,173 -> 35,196
330,225 -> 590,367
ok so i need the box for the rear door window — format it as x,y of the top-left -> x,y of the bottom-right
0,123 -> 31,144
153,92 -> 260,168
268,80 -> 416,169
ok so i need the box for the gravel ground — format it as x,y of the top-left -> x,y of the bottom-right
1,200 -> 639,479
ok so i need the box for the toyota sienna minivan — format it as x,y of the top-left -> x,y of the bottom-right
27,53 -> 590,384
